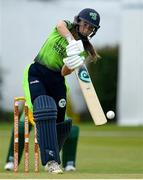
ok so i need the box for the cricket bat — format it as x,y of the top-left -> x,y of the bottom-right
75,64 -> 107,126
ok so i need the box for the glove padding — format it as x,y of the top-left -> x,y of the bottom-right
66,40 -> 84,56
63,55 -> 85,70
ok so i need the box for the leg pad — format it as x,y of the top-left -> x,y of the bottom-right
33,95 -> 60,165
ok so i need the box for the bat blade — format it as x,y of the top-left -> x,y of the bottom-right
75,65 -> 107,126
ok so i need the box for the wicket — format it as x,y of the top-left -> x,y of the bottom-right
14,97 -> 39,172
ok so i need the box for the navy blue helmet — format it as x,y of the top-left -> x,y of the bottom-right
78,8 -> 100,29
74,8 -> 100,38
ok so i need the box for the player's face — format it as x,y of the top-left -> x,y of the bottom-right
78,20 -> 95,37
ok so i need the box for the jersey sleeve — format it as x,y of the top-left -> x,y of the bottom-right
64,20 -> 73,30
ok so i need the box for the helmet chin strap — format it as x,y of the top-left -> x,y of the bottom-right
89,30 -> 96,38
77,27 -> 97,41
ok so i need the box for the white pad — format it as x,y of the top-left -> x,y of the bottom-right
66,40 -> 84,56
63,55 -> 85,70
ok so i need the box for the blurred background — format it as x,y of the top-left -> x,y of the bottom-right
0,0 -> 143,125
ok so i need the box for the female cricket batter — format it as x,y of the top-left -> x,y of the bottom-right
22,8 -> 101,174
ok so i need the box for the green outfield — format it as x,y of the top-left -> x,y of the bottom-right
0,122 -> 143,179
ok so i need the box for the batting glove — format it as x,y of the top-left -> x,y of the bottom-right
63,55 -> 85,70
66,40 -> 84,56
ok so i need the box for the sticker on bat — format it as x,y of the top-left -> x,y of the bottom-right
78,66 -> 91,83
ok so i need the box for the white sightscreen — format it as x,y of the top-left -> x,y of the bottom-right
118,0 -> 143,125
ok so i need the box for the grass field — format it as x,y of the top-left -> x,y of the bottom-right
0,122 -> 143,179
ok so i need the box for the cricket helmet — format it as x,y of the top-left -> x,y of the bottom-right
74,8 -> 100,38
78,8 -> 100,29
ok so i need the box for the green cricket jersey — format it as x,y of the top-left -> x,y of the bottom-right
34,20 -> 73,71
34,20 -> 88,71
